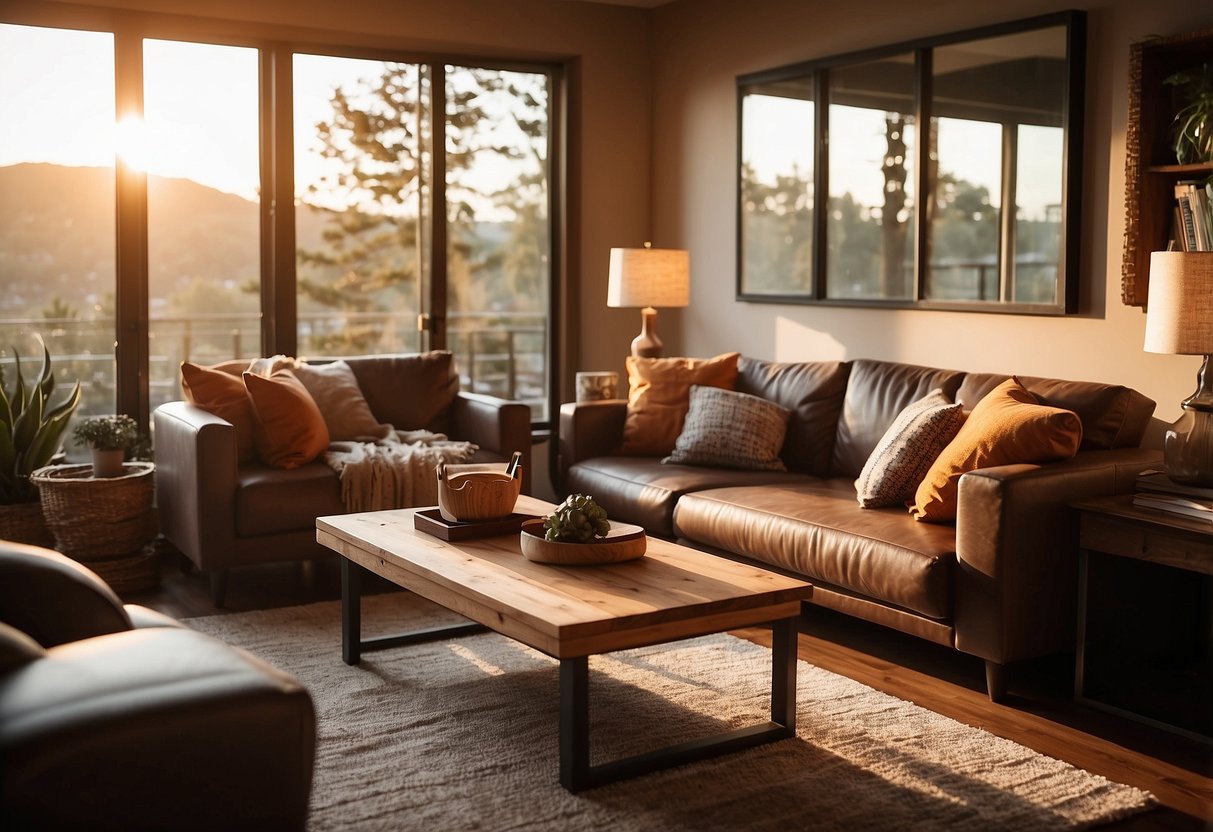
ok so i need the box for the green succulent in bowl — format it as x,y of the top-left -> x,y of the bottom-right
543,494 -> 610,543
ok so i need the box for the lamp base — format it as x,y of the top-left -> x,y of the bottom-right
630,307 -> 664,358
1164,354 -> 1213,487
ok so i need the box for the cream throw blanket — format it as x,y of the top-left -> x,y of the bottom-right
324,430 -> 477,512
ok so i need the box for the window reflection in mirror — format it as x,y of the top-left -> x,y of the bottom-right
827,53 -> 916,300
736,13 -> 1082,314
739,79 -> 814,295
926,25 -> 1068,305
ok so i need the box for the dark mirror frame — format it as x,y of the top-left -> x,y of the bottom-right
736,11 -> 1086,315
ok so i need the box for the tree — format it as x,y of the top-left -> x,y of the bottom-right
297,64 -> 549,354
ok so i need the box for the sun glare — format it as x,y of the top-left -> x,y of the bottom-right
115,116 -> 147,172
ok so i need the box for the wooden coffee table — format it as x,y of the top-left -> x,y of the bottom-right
316,495 -> 813,791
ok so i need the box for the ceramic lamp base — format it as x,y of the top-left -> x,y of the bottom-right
630,307 -> 664,358
1163,407 -> 1213,487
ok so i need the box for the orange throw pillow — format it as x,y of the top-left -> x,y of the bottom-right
180,361 -> 256,463
243,371 -> 330,469
911,377 -> 1082,523
619,352 -> 740,456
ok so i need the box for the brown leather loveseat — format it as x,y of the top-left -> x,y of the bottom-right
154,351 -> 532,606
559,356 -> 1159,700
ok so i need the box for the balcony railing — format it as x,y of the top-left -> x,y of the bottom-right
0,310 -> 548,422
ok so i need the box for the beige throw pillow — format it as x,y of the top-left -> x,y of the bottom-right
855,389 -> 966,508
663,385 -> 790,471
291,360 -> 394,442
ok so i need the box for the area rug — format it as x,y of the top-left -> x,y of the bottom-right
186,593 -> 1154,831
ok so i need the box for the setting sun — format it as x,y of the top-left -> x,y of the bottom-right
115,115 -> 147,172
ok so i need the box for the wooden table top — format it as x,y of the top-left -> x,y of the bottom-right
317,495 -> 813,659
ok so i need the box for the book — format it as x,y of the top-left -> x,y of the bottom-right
1175,184 -> 1200,251
1132,493 -> 1213,523
1136,470 -> 1213,500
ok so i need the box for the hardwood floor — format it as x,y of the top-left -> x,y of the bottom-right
129,551 -> 1212,829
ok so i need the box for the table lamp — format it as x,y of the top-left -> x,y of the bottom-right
607,244 -> 689,358
1143,251 -> 1213,486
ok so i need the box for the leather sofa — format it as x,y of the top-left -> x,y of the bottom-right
559,357 -> 1159,700
0,541 -> 315,831
154,351 -> 533,606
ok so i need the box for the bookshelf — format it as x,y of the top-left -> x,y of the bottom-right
1122,28 -> 1213,308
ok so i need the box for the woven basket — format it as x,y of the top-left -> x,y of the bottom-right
32,463 -> 156,559
0,500 -> 56,548
85,546 -> 160,594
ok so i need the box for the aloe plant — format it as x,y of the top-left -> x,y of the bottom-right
0,339 -> 81,503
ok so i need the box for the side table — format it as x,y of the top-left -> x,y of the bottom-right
1072,495 -> 1212,743
31,462 -> 159,593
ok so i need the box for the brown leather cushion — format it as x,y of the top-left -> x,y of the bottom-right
956,373 -> 1155,450
344,352 -> 460,434
234,463 -> 343,537
912,377 -> 1083,522
619,352 -> 740,456
673,480 -> 957,620
832,359 -> 966,479
244,371 -> 330,470
736,357 -> 851,476
180,361 -> 256,463
565,456 -> 814,538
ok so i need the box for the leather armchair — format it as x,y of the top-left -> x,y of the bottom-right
0,542 -> 315,830
154,351 -> 533,606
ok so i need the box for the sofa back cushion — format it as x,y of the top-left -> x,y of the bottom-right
956,373 -> 1155,450
832,360 -> 966,478
736,357 -> 851,476
342,352 -> 460,434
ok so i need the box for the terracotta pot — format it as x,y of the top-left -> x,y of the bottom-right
91,449 -> 126,479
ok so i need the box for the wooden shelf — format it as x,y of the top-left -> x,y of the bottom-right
1122,28 -> 1213,308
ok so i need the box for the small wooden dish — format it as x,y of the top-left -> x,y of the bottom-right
519,519 -> 647,565
437,466 -> 521,523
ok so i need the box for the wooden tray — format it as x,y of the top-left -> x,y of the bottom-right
414,508 -> 538,541
518,519 -> 647,565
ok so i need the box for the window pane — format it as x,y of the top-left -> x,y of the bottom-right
826,54 -> 916,300
926,116 -> 1001,301
293,55 -> 425,357
0,24 -> 116,418
1014,124 -> 1063,304
739,80 -> 814,295
445,66 -> 550,421
144,39 -> 260,412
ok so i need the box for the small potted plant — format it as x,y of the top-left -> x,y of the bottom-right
1164,63 -> 1213,165
73,414 -> 139,478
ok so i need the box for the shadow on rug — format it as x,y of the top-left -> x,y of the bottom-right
187,592 -> 1154,831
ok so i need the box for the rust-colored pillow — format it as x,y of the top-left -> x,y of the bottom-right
911,377 -> 1082,523
619,352 -> 740,456
243,371 -> 330,470
180,361 -> 256,463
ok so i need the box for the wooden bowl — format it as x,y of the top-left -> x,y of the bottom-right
519,519 -> 646,565
437,469 -> 521,522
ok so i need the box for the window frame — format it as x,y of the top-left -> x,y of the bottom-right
0,3 -> 565,430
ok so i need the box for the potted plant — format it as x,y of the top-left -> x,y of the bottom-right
0,338 -> 81,545
72,414 -> 139,478
1164,63 -> 1213,165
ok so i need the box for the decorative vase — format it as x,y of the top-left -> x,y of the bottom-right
91,449 -> 126,479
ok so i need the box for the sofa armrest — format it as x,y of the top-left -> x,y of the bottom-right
153,402 -> 239,571
449,392 -> 533,493
557,400 -> 627,485
953,447 -> 1161,664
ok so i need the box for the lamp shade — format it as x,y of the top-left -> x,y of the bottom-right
607,247 -> 690,309
1144,251 -> 1213,355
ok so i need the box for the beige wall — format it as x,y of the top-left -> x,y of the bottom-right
648,0 -> 1213,440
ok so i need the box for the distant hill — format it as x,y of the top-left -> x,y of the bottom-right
0,163 -> 338,317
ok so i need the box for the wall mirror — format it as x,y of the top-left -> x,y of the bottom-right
738,11 -> 1085,314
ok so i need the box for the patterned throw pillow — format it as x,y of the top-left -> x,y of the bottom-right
663,385 -> 790,471
855,389 -> 966,509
